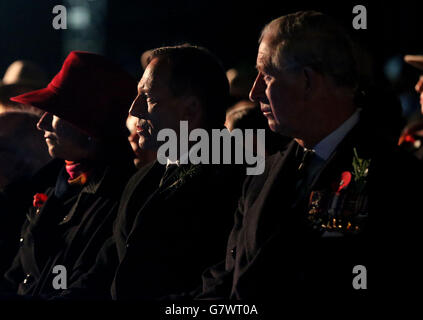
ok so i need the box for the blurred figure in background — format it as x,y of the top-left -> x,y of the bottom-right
399,55 -> 423,159
0,112 -> 50,189
354,84 -> 405,146
0,61 -> 50,278
0,60 -> 48,115
0,112 -> 50,279
226,64 -> 257,106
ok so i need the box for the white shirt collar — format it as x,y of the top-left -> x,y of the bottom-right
165,148 -> 196,168
166,158 -> 180,167
312,109 -> 361,161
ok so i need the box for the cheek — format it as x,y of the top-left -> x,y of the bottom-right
156,103 -> 181,130
55,122 -> 89,150
54,119 -> 72,138
267,86 -> 283,115
147,104 -> 164,130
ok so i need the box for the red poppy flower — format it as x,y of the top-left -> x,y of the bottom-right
336,171 -> 352,194
33,193 -> 48,208
404,134 -> 416,144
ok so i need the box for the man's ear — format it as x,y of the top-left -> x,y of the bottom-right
302,67 -> 319,100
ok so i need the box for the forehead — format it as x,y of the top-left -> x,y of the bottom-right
138,57 -> 171,91
257,37 -> 276,73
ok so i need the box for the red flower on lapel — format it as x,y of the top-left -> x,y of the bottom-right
336,171 -> 352,194
403,134 -> 416,144
33,193 -> 48,208
331,171 -> 352,194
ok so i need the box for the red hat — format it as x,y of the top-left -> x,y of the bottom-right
10,51 -> 137,138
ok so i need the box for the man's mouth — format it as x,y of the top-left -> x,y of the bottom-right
44,134 -> 56,141
136,123 -> 149,135
261,106 -> 272,116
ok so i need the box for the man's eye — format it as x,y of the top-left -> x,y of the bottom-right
263,74 -> 272,82
142,93 -> 154,102
146,95 -> 155,103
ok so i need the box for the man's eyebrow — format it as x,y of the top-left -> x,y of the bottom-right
255,62 -> 266,72
137,80 -> 152,92
256,62 -> 273,74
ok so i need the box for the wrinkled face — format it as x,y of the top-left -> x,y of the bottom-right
37,112 -> 90,160
415,75 -> 423,114
249,35 -> 306,137
129,58 -> 190,151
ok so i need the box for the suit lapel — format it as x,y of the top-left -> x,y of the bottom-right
125,163 -> 180,242
125,163 -> 207,244
243,141 -> 300,254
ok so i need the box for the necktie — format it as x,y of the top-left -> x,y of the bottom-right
292,148 -> 316,207
297,148 -> 315,182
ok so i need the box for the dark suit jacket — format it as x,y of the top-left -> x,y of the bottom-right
110,160 -> 244,300
199,111 -> 423,300
2,154 -> 135,298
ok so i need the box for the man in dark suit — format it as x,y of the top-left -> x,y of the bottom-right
82,45 -> 244,300
199,11 -> 423,301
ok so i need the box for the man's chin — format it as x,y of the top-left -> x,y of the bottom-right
267,119 -> 280,133
268,120 -> 292,137
47,146 -> 57,159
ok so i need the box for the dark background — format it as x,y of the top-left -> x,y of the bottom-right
1,0 -> 423,116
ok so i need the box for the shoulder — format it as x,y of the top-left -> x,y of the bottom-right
127,160 -> 157,189
117,160 -> 158,206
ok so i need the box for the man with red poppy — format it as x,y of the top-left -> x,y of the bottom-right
110,44 -> 245,300
198,11 -> 423,301
398,55 -> 423,159
71,45 -> 244,301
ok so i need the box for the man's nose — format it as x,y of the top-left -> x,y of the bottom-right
415,76 -> 423,93
129,94 -> 147,118
249,73 -> 265,103
128,131 -> 138,143
36,112 -> 52,131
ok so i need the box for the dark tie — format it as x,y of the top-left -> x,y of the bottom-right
159,164 -> 179,188
297,148 -> 315,182
292,148 -> 316,207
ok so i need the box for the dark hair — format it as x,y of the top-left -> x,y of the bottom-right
260,11 -> 358,89
147,44 -> 230,128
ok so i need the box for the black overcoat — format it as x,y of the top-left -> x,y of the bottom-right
110,161 -> 245,300
199,111 -> 423,300
3,153 -> 135,298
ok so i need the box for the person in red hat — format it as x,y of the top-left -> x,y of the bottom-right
0,51 -> 137,299
399,55 -> 423,159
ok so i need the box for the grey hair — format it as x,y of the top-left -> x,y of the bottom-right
260,11 -> 359,89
